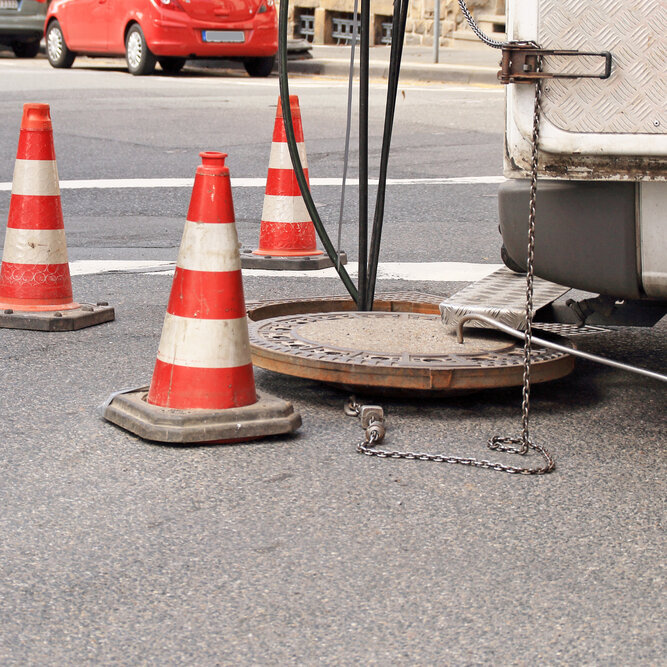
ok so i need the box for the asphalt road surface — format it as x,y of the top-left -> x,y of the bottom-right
0,56 -> 665,665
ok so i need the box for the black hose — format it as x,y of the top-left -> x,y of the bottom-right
277,0 -> 407,311
357,0 -> 370,310
365,0 -> 409,309
277,0 -> 360,306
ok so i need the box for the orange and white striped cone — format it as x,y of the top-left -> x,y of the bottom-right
148,151 -> 256,411
241,96 -> 346,270
0,103 -> 114,331
102,152 -> 300,444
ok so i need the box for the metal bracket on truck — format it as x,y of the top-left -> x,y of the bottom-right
498,42 -> 612,84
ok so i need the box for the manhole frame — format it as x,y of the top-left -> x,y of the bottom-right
246,293 -> 576,395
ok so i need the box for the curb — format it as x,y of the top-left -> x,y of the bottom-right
286,58 -> 500,86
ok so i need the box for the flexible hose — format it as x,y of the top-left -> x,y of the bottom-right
336,0 -> 360,271
357,0 -> 370,310
277,0 -> 407,310
365,0 -> 409,308
277,0 -> 360,305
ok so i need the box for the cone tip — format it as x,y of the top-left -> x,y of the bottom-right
199,151 -> 227,167
21,104 -> 52,131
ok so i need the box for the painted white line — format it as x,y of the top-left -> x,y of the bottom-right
69,259 -> 502,282
375,262 -> 501,282
69,260 -> 176,276
235,262 -> 503,282
0,176 -> 504,191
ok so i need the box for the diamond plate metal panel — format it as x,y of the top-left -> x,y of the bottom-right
439,267 -> 570,330
538,0 -> 666,135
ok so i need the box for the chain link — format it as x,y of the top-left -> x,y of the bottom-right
345,66 -> 555,476
346,396 -> 554,475
488,58 -> 543,459
457,0 -> 505,49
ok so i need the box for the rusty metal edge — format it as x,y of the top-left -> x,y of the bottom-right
246,292 -> 442,322
250,340 -> 575,391
245,294 -> 576,394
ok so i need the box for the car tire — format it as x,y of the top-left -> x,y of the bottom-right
12,39 -> 41,58
158,57 -> 186,75
243,55 -> 275,77
125,24 -> 156,76
46,21 -> 76,68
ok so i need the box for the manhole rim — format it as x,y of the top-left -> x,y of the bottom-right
246,296 -> 576,394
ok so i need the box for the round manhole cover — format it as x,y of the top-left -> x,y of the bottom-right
249,310 -> 575,396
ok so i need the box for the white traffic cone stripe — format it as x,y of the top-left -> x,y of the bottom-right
11,159 -> 60,196
268,141 -> 308,170
261,195 -> 311,224
2,228 -> 68,264
177,220 -> 242,273
156,313 -> 252,369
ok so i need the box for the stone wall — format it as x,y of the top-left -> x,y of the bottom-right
284,0 -> 504,46
405,0 -> 501,46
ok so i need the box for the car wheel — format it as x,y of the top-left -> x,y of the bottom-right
158,57 -> 186,75
501,245 -> 526,274
243,55 -> 275,77
125,24 -> 156,76
46,21 -> 76,68
12,39 -> 41,58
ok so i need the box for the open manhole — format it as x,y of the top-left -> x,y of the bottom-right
246,294 -> 575,396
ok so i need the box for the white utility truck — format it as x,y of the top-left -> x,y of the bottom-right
498,0 -> 666,319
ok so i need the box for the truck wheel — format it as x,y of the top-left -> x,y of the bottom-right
46,21 -> 76,68
126,24 -> 156,76
243,55 -> 275,77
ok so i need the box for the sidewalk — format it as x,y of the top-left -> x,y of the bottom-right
286,41 -> 501,86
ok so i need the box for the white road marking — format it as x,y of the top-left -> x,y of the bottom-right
0,176 -> 504,191
69,260 -> 175,276
157,74 -> 502,93
69,259 -> 502,282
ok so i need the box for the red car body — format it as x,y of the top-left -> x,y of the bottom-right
45,0 -> 277,73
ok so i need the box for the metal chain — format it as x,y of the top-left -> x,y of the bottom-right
346,394 -> 555,475
488,59 -> 544,460
345,69 -> 555,476
457,0 -> 505,49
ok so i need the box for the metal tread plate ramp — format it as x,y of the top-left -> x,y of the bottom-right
439,267 -> 571,330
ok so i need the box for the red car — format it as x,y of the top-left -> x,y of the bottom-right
44,0 -> 277,76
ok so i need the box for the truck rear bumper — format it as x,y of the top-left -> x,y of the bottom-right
498,179 -> 644,299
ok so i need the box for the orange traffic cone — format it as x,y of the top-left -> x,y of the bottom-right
241,96 -> 346,270
0,103 -> 114,331
102,152 -> 301,444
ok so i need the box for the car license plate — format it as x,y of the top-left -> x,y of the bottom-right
0,0 -> 19,9
202,30 -> 245,43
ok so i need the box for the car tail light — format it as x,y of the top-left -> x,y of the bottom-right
156,0 -> 185,10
